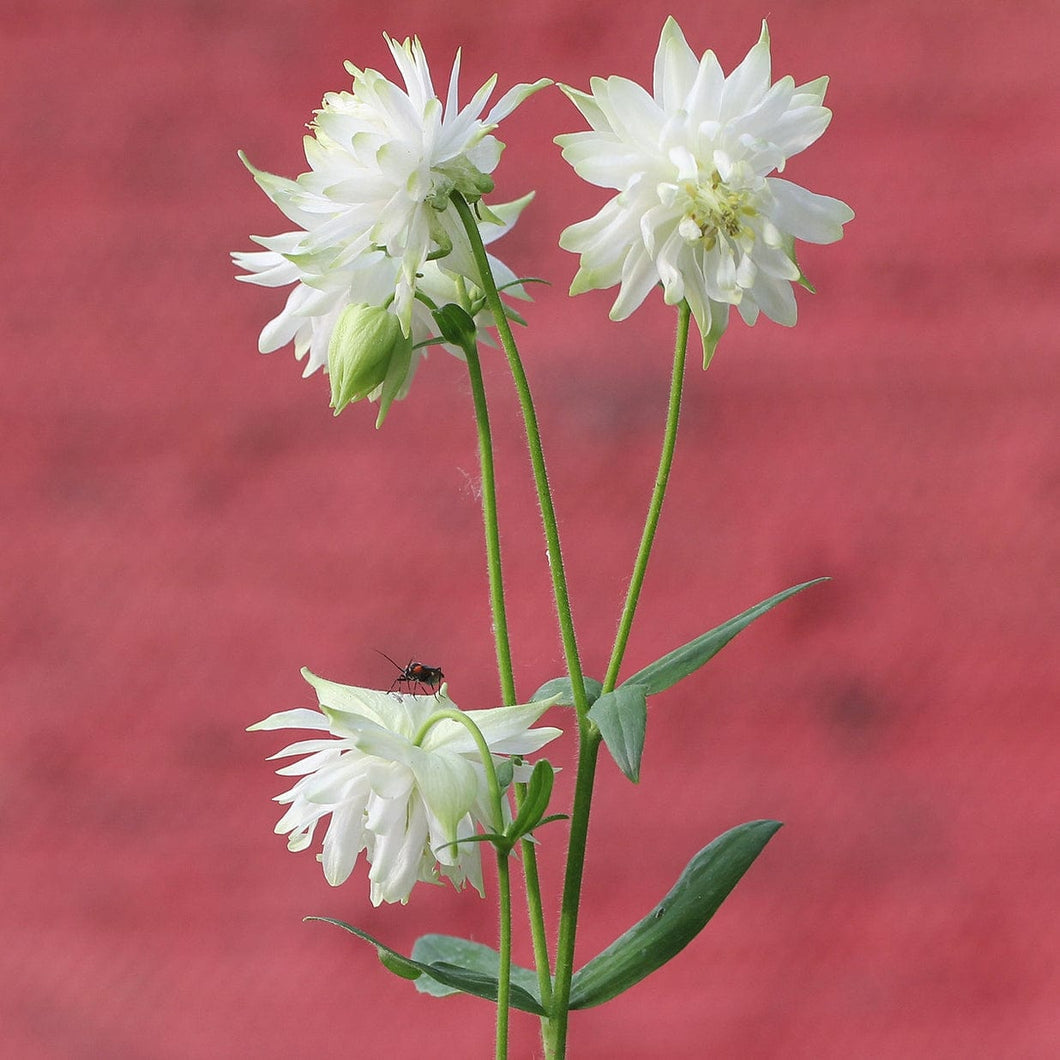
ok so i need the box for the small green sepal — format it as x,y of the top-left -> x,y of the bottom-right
433,303 -> 478,349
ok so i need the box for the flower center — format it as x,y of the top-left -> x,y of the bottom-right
678,171 -> 756,250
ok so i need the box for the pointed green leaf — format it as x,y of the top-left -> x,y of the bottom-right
507,759 -> 555,841
621,580 -> 826,696
530,675 -> 603,708
568,820 -> 782,1009
588,685 -> 647,782
379,949 -> 422,981
307,918 -> 546,1014
411,935 -> 543,1010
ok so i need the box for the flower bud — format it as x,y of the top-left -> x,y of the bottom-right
327,304 -> 410,418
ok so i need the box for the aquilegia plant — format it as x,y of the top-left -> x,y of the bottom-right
237,20 -> 852,1058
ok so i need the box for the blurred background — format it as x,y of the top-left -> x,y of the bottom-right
3,0 -> 1056,1056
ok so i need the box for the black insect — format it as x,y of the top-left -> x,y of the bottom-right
376,650 -> 445,695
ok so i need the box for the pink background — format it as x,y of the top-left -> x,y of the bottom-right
3,0 -> 1057,1056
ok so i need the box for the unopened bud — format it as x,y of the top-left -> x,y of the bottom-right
328,304 -> 406,416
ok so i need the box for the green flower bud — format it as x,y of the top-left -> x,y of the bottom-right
327,304 -> 410,418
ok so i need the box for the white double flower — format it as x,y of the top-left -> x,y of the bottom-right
250,670 -> 561,906
233,35 -> 548,416
557,18 -> 854,362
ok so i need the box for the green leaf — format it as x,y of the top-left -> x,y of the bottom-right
411,935 -> 544,1012
379,950 -> 422,981
621,580 -> 827,696
568,820 -> 782,1009
308,919 -> 546,1015
530,675 -> 603,708
587,685 -> 647,782
507,759 -> 555,841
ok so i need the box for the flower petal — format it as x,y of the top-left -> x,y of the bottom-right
767,178 -> 854,244
653,16 -> 699,112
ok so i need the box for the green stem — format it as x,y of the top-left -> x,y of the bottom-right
495,848 -> 512,1060
548,304 -> 692,1056
463,347 -> 531,1054
450,193 -> 588,716
516,793 -> 554,1015
462,340 -> 518,705
452,193 -> 589,1056
452,291 -> 553,1016
602,301 -> 691,692
544,721 -> 601,1058
412,707 -> 511,1059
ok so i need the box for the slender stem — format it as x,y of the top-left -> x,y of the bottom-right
550,303 -> 692,1058
412,707 -> 511,1058
465,352 -> 545,1046
450,193 -> 589,717
495,849 -> 512,1060
602,301 -> 691,692
516,799 -> 554,1014
453,290 -> 553,1011
453,193 -> 593,1056
462,341 -> 518,705
544,722 -> 601,1058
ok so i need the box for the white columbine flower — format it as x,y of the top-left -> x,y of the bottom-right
233,33 -> 549,405
249,669 -> 561,906
556,18 -> 854,364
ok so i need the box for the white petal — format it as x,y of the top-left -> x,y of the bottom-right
421,698 -> 558,754
653,17 -> 699,111
767,179 -> 854,243
247,707 -> 330,733
749,272 -> 798,325
407,749 -> 479,836
484,78 -> 553,126
557,83 -> 614,134
602,76 -> 664,151
611,244 -> 660,320
557,134 -> 642,190
302,668 -> 404,730
685,50 -> 726,124
721,22 -> 772,118
368,793 -> 428,905
319,784 -> 371,885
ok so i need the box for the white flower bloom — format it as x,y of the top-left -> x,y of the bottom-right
249,669 -> 561,906
232,195 -> 531,416
233,33 -> 549,401
556,18 -> 854,364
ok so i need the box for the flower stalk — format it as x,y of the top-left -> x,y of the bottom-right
445,303 -> 554,1023
603,301 -> 692,691
413,707 -> 513,1059
460,337 -> 517,706
451,193 -> 590,722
